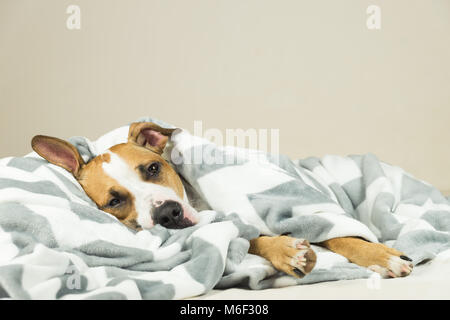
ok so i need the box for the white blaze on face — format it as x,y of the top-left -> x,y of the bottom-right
102,151 -> 184,229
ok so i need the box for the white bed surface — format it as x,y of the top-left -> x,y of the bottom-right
191,249 -> 450,300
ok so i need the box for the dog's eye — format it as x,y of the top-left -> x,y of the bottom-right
147,162 -> 160,177
109,198 -> 121,207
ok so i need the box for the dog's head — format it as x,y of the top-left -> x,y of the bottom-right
31,122 -> 197,230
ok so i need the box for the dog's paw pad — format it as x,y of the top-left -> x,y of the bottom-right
289,244 -> 316,277
291,249 -> 308,268
268,236 -> 317,279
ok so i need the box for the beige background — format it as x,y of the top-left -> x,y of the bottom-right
0,0 -> 449,194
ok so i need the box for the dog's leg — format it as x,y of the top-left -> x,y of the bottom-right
318,237 -> 413,278
249,236 -> 317,278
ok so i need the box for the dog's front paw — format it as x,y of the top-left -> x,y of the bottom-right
368,254 -> 413,278
270,236 -> 317,279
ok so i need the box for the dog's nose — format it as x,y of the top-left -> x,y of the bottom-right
152,200 -> 183,228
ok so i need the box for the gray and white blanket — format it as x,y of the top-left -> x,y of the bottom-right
0,118 -> 449,299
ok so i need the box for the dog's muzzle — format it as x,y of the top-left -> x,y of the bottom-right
152,200 -> 194,229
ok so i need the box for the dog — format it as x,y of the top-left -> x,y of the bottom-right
31,121 -> 413,279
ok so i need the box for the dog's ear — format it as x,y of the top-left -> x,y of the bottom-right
128,122 -> 176,154
31,135 -> 85,177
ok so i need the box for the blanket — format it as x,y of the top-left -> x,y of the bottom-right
0,117 -> 449,299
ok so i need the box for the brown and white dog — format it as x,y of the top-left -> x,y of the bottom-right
31,122 -> 413,279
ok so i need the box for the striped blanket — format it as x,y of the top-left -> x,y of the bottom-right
0,118 -> 449,299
